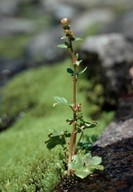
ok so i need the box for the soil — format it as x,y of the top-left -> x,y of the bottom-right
54,118 -> 133,192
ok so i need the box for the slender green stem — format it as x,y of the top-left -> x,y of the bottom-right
67,37 -> 78,175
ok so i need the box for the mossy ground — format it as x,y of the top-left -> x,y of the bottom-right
0,60 -> 114,191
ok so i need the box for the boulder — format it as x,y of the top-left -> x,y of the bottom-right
0,18 -> 36,37
95,118 -> 133,147
25,27 -> 64,63
40,0 -> 78,20
0,58 -> 27,86
102,10 -> 133,41
72,9 -> 115,35
0,0 -> 40,16
0,0 -> 20,16
41,0 -> 133,9
79,33 -> 133,97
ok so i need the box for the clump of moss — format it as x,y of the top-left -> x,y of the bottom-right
0,35 -> 31,59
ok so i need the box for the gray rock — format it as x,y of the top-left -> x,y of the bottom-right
102,10 -> 133,41
79,33 -> 133,96
0,0 -> 39,16
42,0 -> 133,9
25,27 -> 64,62
95,118 -> 133,147
72,9 -> 115,35
0,0 -> 20,16
0,58 -> 27,87
0,18 -> 36,36
41,0 -> 90,9
41,0 -> 78,20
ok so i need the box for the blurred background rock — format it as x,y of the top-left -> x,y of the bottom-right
0,0 -> 133,87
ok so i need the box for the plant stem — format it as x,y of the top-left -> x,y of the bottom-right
68,37 -> 77,175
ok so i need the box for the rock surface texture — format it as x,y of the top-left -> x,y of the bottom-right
102,10 -> 133,41
79,33 -> 133,98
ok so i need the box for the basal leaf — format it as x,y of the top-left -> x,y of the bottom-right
68,155 -> 83,170
74,167 -> 92,179
91,156 -> 102,165
68,153 -> 104,179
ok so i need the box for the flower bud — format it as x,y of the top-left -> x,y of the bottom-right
64,29 -> 70,35
61,18 -> 69,26
70,32 -> 74,37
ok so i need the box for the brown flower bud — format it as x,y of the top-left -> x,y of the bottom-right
64,29 -> 70,35
70,31 -> 74,37
61,18 -> 69,26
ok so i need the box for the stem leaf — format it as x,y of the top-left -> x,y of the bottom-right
78,66 -> 87,75
61,36 -> 67,40
45,130 -> 70,149
84,121 -> 97,128
74,60 -> 82,66
53,96 -> 69,107
75,37 -> 83,41
57,44 -> 68,49
75,53 -> 79,59
67,68 -> 74,76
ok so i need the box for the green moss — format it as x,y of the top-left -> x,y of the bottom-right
0,35 -> 30,59
0,60 -> 114,191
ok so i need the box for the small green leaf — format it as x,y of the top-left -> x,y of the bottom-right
74,60 -> 82,66
53,96 -> 70,107
75,53 -> 79,59
45,130 -> 70,149
75,37 -> 83,41
84,121 -> 97,129
78,66 -> 87,75
54,96 -> 68,104
57,44 -> 68,49
66,118 -> 73,125
45,136 -> 66,149
61,36 -> 67,40
91,156 -> 102,165
67,68 -> 74,76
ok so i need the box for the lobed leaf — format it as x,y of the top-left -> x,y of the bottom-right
45,136 -> 66,149
68,153 -> 104,179
45,130 -> 71,149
